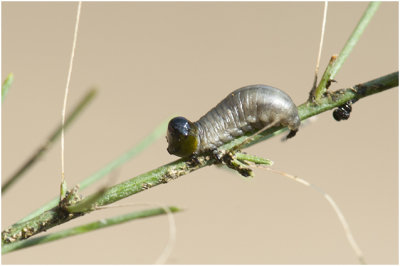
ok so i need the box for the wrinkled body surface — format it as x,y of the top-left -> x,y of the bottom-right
194,84 -> 300,153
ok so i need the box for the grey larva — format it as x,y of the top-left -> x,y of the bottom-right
167,84 -> 300,158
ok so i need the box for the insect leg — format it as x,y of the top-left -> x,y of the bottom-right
285,129 -> 298,139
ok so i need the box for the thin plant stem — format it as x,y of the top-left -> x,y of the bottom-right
309,54 -> 337,102
330,2 -> 380,78
17,118 -> 170,224
3,72 -> 397,244
312,2 -> 381,102
2,89 -> 97,193
310,1 -> 328,94
2,206 -> 180,254
60,1 -> 82,200
235,153 -> 273,166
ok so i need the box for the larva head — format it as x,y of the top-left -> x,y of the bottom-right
166,116 -> 198,157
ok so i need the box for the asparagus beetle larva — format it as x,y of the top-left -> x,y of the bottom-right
166,84 -> 300,158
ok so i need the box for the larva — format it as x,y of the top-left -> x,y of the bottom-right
167,84 -> 300,157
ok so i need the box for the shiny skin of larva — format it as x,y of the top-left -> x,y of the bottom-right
166,85 -> 300,157
193,84 -> 300,153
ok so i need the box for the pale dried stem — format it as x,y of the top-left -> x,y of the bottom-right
61,1 -> 82,185
312,1 -> 328,91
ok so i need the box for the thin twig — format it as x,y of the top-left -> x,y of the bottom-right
2,206 -> 180,255
310,1 -> 328,96
61,1 -> 82,199
311,2 -> 381,102
308,54 -> 337,103
17,118 -> 169,224
329,2 -> 381,79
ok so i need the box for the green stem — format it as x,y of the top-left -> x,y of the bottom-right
235,153 -> 273,166
330,2 -> 381,79
2,89 -> 97,194
2,73 -> 14,102
312,2 -> 381,102
17,118 -> 170,224
3,72 -> 397,244
2,206 -> 180,254
65,187 -> 107,213
309,55 -> 337,102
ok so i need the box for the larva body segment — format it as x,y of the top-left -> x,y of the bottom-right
194,85 -> 300,152
166,84 -> 300,158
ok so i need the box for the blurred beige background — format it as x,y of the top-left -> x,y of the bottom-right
2,2 -> 398,264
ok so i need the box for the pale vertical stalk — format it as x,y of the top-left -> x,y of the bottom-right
312,1 -> 328,91
60,1 -> 82,199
